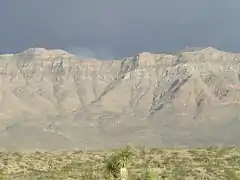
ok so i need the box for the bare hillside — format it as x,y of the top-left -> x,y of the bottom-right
0,47 -> 240,151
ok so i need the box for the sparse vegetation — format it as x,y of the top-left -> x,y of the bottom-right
0,147 -> 239,179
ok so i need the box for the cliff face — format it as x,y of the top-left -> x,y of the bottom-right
0,47 -> 240,150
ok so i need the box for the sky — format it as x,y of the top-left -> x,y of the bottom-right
0,0 -> 240,59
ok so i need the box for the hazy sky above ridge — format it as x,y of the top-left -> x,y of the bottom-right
0,0 -> 240,59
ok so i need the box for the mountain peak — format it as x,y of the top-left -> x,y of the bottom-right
17,48 -> 76,60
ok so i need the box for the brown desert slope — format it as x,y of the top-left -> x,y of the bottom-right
0,47 -> 240,151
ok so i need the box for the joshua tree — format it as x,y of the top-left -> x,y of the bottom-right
104,146 -> 134,180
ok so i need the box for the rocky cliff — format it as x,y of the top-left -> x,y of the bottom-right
0,47 -> 240,150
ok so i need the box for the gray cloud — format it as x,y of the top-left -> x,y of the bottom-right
0,0 -> 240,58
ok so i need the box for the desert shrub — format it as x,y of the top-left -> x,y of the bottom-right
103,146 -> 134,180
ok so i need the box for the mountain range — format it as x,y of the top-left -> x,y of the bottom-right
0,47 -> 240,151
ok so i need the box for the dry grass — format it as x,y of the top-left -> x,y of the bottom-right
0,147 -> 239,179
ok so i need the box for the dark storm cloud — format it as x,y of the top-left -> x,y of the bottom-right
0,0 -> 240,59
